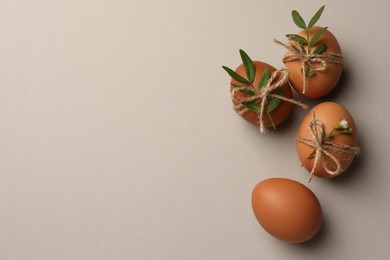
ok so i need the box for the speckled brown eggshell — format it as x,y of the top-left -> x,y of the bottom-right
285,26 -> 343,99
252,178 -> 322,243
230,61 -> 293,129
296,102 -> 358,178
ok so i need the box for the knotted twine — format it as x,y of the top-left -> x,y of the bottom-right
274,38 -> 344,95
231,68 -> 308,133
296,110 -> 360,182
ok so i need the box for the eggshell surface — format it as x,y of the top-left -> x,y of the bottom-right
231,61 -> 293,128
285,26 -> 343,98
252,178 -> 322,243
296,102 -> 358,178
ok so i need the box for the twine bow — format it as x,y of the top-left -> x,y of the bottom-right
296,111 -> 360,182
231,68 -> 308,133
274,38 -> 344,94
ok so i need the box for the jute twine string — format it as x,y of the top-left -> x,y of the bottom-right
296,110 -> 360,182
231,68 -> 308,134
274,38 -> 344,95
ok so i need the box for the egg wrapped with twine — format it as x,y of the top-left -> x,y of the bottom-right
275,6 -> 344,98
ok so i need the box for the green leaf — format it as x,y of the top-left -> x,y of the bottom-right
222,66 -> 250,84
307,151 -> 316,159
257,67 -> 270,90
312,43 -> 327,54
239,49 -> 255,84
285,34 -> 308,45
267,89 -> 285,113
310,26 -> 328,45
341,128 -> 353,134
242,102 -> 261,112
307,71 -> 316,77
292,10 -> 307,29
239,89 -> 256,96
308,5 -> 325,28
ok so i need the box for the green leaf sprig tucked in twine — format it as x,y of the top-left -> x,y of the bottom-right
274,5 -> 344,94
296,110 -> 360,182
223,50 -> 308,134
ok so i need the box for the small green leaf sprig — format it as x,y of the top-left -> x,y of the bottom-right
289,6 -> 327,55
287,5 -> 328,78
329,119 -> 353,137
222,50 -> 308,133
222,49 -> 286,130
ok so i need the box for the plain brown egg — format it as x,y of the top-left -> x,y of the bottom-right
231,61 -> 293,128
252,178 -> 322,243
296,102 -> 358,179
285,26 -> 343,98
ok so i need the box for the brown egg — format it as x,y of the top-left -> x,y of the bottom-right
231,61 -> 293,128
285,26 -> 343,98
296,102 -> 359,179
252,178 -> 322,243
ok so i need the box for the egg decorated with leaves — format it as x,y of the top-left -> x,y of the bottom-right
222,50 -> 293,130
283,6 -> 344,98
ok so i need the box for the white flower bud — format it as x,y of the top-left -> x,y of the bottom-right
340,119 -> 348,129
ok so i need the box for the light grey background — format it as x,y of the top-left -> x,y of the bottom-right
0,0 -> 389,259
